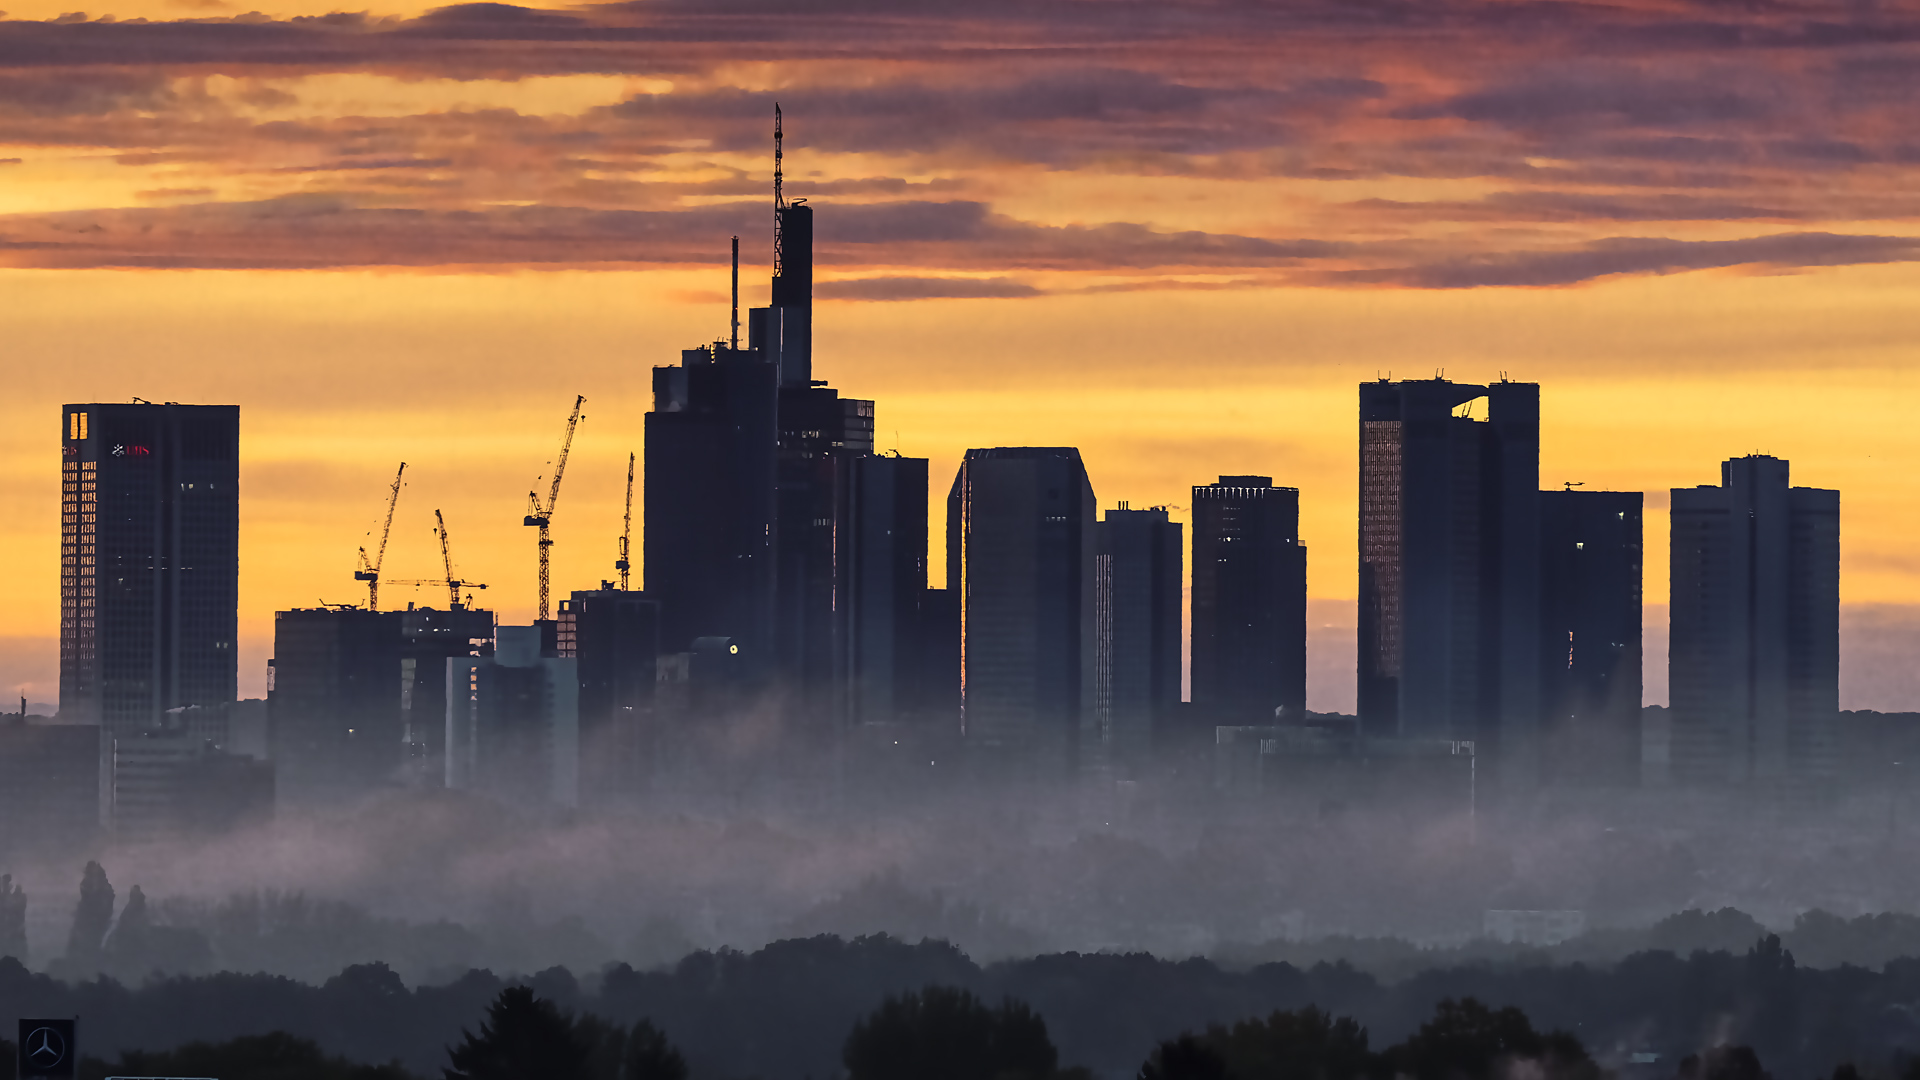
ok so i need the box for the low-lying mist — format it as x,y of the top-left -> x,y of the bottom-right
8,743 -> 1920,987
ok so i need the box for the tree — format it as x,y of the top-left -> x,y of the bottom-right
444,985 -> 591,1080
1215,1006 -> 1372,1080
1138,1035 -> 1230,1080
843,985 -> 1060,1080
621,1020 -> 688,1080
111,1031 -> 414,1080
63,861 -> 114,969
1382,998 -> 1594,1080
0,874 -> 25,964
1138,1007 -> 1373,1080
108,884 -> 152,959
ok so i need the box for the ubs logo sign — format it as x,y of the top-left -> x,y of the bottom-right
17,1019 -> 75,1079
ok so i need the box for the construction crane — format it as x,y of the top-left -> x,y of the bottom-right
436,509 -> 468,607
615,452 -> 634,591
354,462 -> 406,611
524,395 -> 585,621
385,578 -> 488,604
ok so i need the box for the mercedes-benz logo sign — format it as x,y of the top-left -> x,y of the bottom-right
25,1027 -> 65,1066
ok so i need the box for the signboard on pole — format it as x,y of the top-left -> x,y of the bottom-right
18,1018 -> 76,1079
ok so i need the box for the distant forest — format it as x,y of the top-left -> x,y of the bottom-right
0,928 -> 1918,1079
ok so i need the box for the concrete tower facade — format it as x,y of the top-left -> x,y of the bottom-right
947,448 -> 1097,767
1668,456 -> 1838,785
1357,379 -> 1540,783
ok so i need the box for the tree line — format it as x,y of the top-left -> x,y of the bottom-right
0,978 -> 1858,1080
0,929 -> 1918,1078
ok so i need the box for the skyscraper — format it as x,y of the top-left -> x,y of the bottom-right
772,384 -> 874,731
1189,477 -> 1307,727
60,402 -> 239,733
1669,455 -> 1838,785
1357,379 -> 1540,779
1539,489 -> 1643,785
947,448 -> 1097,766
847,453 -> 931,726
1092,506 -> 1182,766
644,343 -> 779,661
557,588 -> 658,803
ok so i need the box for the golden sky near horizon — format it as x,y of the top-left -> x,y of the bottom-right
2,0 -> 1919,710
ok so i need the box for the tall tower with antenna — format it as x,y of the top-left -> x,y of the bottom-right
758,103 -> 813,388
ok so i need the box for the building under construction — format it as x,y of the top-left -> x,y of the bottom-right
268,603 -> 495,804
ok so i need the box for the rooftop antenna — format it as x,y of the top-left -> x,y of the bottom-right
1564,481 -> 1585,491
730,236 -> 740,350
773,103 -> 785,281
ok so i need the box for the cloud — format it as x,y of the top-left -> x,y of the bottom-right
1342,232 -> 1920,289
1404,64 -> 1779,131
0,196 -> 1345,272
815,275 -> 1039,301
0,0 -> 1913,286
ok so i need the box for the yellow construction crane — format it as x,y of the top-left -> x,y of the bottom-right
382,510 -> 488,607
615,452 -> 634,591
354,462 -> 406,611
524,395 -> 584,621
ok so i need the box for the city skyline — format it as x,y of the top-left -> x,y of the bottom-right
5,0 -> 1920,713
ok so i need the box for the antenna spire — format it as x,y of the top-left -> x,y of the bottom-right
773,104 -> 785,282
730,235 -> 740,350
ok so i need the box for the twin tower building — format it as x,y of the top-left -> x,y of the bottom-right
1358,379 -> 1840,791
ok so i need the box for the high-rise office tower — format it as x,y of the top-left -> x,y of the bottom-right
268,604 -> 493,802
1539,489 -> 1643,786
557,588 -> 658,802
772,385 -> 874,730
1357,379 -> 1540,779
1190,477 -> 1308,726
644,107 -> 867,709
60,403 -> 239,733
946,448 -> 1097,765
847,454 -> 931,726
1092,506 -> 1182,766
1669,456 -> 1838,785
645,343 -> 779,661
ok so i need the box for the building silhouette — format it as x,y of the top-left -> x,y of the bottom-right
1357,379 -> 1540,783
1092,505 -> 1182,767
645,342 -> 779,662
772,384 -> 874,732
644,112 -> 927,742
268,604 -> 494,802
60,402 -> 239,733
557,588 -> 658,803
1669,455 -> 1839,785
446,625 -> 578,807
1539,489 -> 1643,786
1189,476 -> 1307,727
847,454 -> 932,726
947,448 -> 1096,766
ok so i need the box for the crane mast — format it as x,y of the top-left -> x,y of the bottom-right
435,509 -> 460,608
354,462 -> 406,611
615,451 -> 634,591
524,395 -> 585,621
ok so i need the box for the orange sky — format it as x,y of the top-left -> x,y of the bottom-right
2,0 -> 1918,711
